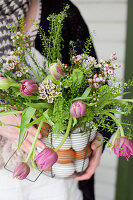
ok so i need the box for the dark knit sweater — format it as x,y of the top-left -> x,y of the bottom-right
35,1 -> 111,200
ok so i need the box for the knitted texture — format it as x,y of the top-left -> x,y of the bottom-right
0,0 -> 30,60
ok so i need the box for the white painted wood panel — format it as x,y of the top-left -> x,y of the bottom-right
89,23 -> 126,42
74,4 -> 127,23
72,0 -> 128,200
73,0 -> 126,3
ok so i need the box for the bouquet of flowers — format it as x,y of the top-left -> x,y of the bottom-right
0,6 -> 133,180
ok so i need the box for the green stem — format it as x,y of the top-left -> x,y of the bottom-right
0,110 -> 22,117
116,98 -> 133,103
109,128 -> 121,150
25,119 -> 44,163
100,111 -> 125,137
54,116 -> 73,152
11,83 -> 21,88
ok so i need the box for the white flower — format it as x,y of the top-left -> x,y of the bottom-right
108,69 -> 114,75
51,90 -> 57,97
100,59 -> 104,63
99,76 -> 103,82
3,63 -> 10,70
96,78 -> 100,82
10,63 -> 15,69
47,90 -> 52,94
16,71 -> 23,77
40,93 -> 47,99
46,84 -> 50,90
16,32 -> 21,36
21,67 -> 28,74
58,92 -> 62,96
114,64 -> 118,69
11,35 -> 14,40
39,87 -> 45,93
98,64 -> 102,68
42,80 -> 47,86
51,83 -> 55,89
47,96 -> 54,103
47,80 -> 52,86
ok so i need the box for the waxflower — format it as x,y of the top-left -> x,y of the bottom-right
34,147 -> 58,170
49,60 -> 64,80
13,162 -> 30,180
70,100 -> 86,118
20,79 -> 38,95
0,77 -> 12,89
114,136 -> 133,160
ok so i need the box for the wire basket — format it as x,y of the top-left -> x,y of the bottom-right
4,123 -> 96,180
37,123 -> 96,178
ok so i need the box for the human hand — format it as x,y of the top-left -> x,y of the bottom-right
76,134 -> 103,181
0,115 -> 46,155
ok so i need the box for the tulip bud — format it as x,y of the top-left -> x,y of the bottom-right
114,136 -> 133,160
0,77 -> 12,89
20,79 -> 38,95
49,60 -> 64,80
34,147 -> 58,170
13,162 -> 30,180
70,100 -> 86,118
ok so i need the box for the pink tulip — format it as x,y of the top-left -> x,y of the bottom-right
13,162 -> 30,180
49,60 -> 64,80
70,100 -> 86,118
114,136 -> 133,160
20,79 -> 38,95
34,148 -> 58,170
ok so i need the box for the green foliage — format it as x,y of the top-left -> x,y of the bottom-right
0,5 -> 133,164
38,5 -> 70,63
83,30 -> 96,55
52,97 -> 70,133
18,107 -> 36,149
71,69 -> 84,85
69,41 -> 77,60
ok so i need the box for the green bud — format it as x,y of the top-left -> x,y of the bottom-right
0,77 -> 12,89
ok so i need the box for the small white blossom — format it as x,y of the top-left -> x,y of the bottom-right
3,63 -> 10,70
58,92 -> 62,96
51,90 -> 57,97
42,80 -> 47,86
51,83 -> 55,89
114,64 -> 118,69
98,64 -> 102,68
40,94 -> 47,99
21,67 -> 28,74
39,87 -> 45,93
46,84 -> 50,90
10,63 -> 15,69
47,96 -> 54,103
16,71 -> 23,77
96,78 -> 100,82
11,35 -> 14,40
108,69 -> 114,75
47,90 -> 52,95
